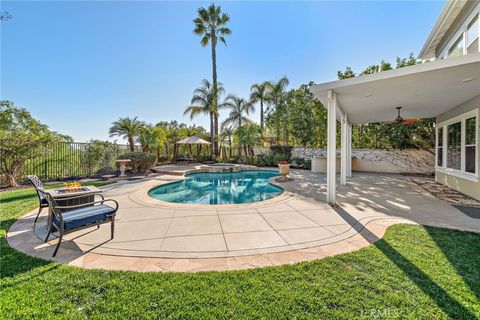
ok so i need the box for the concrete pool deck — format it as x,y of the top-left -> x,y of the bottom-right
7,170 -> 480,272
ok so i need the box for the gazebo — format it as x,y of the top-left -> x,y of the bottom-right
173,136 -> 211,162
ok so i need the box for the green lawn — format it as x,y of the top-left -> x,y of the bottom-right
1,185 -> 479,319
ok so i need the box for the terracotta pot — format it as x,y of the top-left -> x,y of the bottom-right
278,163 -> 290,178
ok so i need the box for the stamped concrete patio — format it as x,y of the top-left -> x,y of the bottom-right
7,170 -> 480,272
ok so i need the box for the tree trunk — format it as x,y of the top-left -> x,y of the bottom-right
260,100 -> 264,135
211,35 -> 219,156
128,136 -> 134,152
6,173 -> 19,188
228,138 -> 232,158
164,143 -> 169,157
237,122 -> 242,159
210,114 -> 215,157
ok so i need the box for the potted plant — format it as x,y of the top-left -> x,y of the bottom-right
278,160 -> 290,180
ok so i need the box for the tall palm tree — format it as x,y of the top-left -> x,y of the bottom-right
109,117 -> 144,151
220,95 -> 254,158
184,79 -> 224,156
250,81 -> 269,134
193,3 -> 231,156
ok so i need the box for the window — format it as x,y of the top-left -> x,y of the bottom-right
448,35 -> 464,57
465,117 -> 476,173
447,122 -> 461,170
467,14 -> 479,54
437,110 -> 478,180
442,9 -> 480,59
437,127 -> 443,167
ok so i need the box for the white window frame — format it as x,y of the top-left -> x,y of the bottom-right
447,34 -> 465,58
439,3 -> 480,58
436,126 -> 444,167
436,109 -> 479,182
465,116 -> 477,174
466,14 -> 479,50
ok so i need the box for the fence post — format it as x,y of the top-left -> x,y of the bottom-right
43,143 -> 48,179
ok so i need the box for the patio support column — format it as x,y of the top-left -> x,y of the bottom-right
340,114 -> 348,185
326,90 -> 336,204
347,122 -> 352,178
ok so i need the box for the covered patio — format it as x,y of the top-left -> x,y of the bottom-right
310,53 -> 480,204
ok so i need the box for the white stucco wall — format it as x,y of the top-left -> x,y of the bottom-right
254,147 -> 435,174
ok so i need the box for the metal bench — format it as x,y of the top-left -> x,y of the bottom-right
38,189 -> 118,257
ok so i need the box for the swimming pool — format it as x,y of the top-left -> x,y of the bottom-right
148,170 -> 283,204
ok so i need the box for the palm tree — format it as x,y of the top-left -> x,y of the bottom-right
193,3 -> 231,156
250,81 -> 269,134
219,127 -> 234,159
137,124 -> 155,152
220,95 -> 254,158
265,76 -> 289,113
265,77 -> 289,144
184,79 -> 224,156
109,117 -> 144,151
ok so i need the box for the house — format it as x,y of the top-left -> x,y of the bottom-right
310,0 -> 480,203
420,0 -> 479,201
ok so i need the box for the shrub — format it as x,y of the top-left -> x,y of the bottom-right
253,154 -> 280,167
290,157 -> 311,170
269,145 -> 293,159
196,155 -> 215,163
157,156 -> 171,165
303,159 -> 312,170
291,157 -> 304,168
118,152 -> 156,173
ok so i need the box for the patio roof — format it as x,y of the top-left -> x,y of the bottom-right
310,53 -> 480,124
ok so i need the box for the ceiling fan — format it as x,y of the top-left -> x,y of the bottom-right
383,107 -> 420,125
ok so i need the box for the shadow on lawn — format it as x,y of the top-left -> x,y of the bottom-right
1,219 -> 55,282
425,226 -> 480,300
0,192 -> 36,203
334,205 -> 478,319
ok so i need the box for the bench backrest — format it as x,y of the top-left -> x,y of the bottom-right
27,175 -> 48,203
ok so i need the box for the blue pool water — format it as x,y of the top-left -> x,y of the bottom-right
148,170 -> 283,204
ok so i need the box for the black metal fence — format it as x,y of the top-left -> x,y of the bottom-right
19,141 -> 141,181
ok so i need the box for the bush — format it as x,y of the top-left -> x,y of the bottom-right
118,152 -> 156,173
291,157 -> 305,168
269,145 -> 293,159
304,159 -> 311,170
290,157 -> 311,170
253,153 -> 282,167
196,155 -> 215,163
157,156 -> 171,165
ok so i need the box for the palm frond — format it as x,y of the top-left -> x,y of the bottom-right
183,105 -> 209,120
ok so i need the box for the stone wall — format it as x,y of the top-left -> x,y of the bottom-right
253,147 -> 435,174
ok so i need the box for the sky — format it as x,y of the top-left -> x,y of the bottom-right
1,0 -> 444,143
